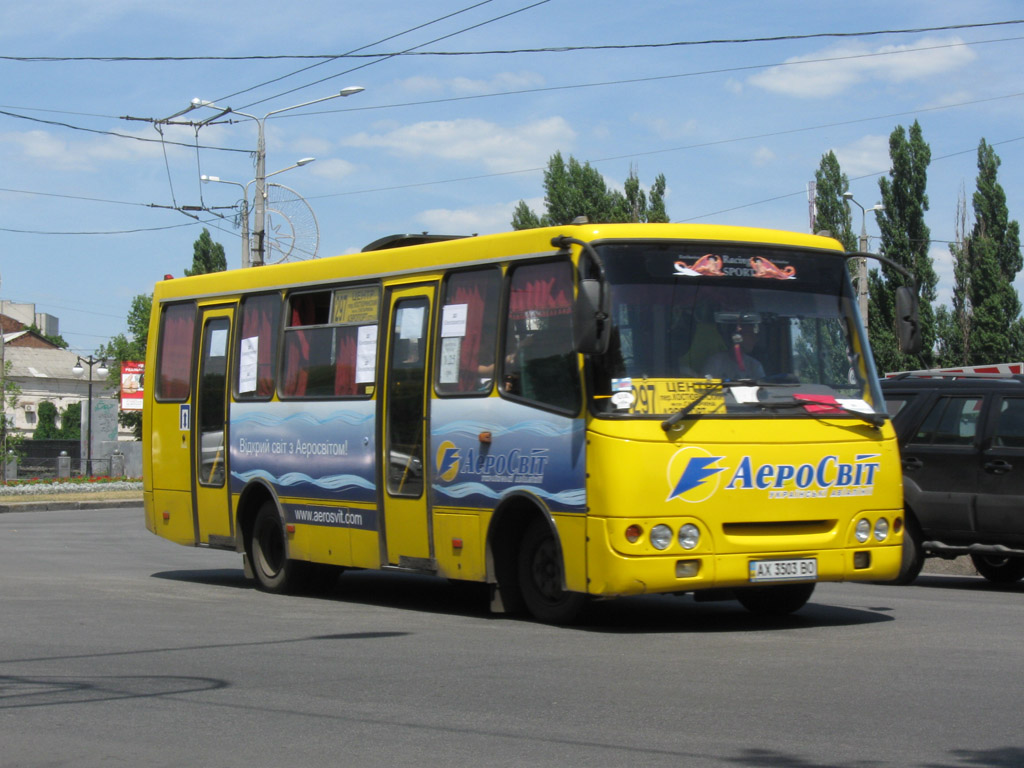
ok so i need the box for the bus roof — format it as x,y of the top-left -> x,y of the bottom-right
151,222 -> 845,303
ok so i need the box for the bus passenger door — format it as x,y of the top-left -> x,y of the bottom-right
380,285 -> 435,567
192,306 -> 234,545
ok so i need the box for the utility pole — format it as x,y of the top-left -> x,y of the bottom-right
843,192 -> 884,329
194,87 -> 363,267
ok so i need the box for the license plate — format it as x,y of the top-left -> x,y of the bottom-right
749,558 -> 817,583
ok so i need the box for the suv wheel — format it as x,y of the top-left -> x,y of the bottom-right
893,514 -> 925,585
969,553 -> 1024,583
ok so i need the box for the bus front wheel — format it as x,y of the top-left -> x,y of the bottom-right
517,519 -> 585,624
735,583 -> 815,616
250,502 -> 303,594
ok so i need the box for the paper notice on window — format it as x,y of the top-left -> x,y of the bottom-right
399,306 -> 425,340
209,328 -> 228,357
238,336 -> 259,393
439,337 -> 462,384
441,303 -> 468,338
356,325 -> 378,383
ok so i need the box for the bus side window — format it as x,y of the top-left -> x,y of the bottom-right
236,292 -> 280,399
436,268 -> 500,395
502,261 -> 580,413
155,302 -> 196,401
280,285 -> 379,399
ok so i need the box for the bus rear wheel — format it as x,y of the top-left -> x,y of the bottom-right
517,520 -> 585,624
250,502 -> 304,594
735,583 -> 815,616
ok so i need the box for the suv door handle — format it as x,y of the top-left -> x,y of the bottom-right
984,459 -> 1012,474
902,456 -> 923,471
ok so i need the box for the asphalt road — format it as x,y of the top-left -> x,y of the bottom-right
1,506 -> 1021,768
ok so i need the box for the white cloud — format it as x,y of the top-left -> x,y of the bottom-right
308,157 -> 357,180
449,71 -> 546,95
344,116 -> 575,173
752,146 -> 775,167
748,36 -> 977,98
414,199 -> 528,236
833,135 -> 891,178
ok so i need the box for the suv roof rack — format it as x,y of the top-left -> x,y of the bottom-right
361,233 -> 470,252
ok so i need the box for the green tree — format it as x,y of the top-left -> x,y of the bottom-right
185,228 -> 227,276
813,151 -> 856,251
97,293 -> 152,440
965,140 -> 1024,363
32,401 -> 61,439
1,360 -> 24,462
58,401 -> 81,440
869,121 -> 937,373
512,153 -> 670,228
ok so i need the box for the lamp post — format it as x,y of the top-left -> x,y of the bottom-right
193,86 -> 363,267
72,355 -> 108,476
201,157 -> 315,269
843,192 -> 884,328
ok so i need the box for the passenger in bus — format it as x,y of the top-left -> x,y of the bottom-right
703,312 -> 765,380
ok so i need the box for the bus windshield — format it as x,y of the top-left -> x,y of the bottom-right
589,241 -> 882,419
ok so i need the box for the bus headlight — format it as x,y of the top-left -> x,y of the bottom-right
855,518 -> 871,543
650,524 -> 673,550
678,523 -> 700,550
874,518 -> 889,541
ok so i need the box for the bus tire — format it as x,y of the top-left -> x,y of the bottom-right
735,583 -> 815,616
517,519 -> 585,624
250,501 -> 304,594
970,554 -> 1024,583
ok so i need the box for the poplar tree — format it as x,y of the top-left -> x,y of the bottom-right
868,121 -> 937,373
963,140 -> 1023,363
812,151 -> 856,252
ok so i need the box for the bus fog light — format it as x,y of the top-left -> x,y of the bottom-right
678,524 -> 700,550
854,551 -> 871,569
625,524 -> 643,543
650,524 -> 672,550
676,559 -> 700,578
874,518 -> 889,541
855,519 -> 871,543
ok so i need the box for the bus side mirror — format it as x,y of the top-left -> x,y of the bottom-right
575,278 -> 611,355
895,285 -> 922,355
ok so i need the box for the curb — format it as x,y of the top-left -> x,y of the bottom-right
0,498 -> 143,514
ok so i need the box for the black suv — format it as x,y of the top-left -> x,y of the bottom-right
882,373 -> 1024,584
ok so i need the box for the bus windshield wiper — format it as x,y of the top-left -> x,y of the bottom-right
660,379 -> 757,431
756,395 -> 887,428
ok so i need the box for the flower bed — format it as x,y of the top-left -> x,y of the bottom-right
0,477 -> 143,496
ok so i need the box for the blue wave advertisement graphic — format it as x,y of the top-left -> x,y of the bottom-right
230,401 -> 376,503
434,481 -> 585,507
232,469 -> 376,494
433,419 -> 577,440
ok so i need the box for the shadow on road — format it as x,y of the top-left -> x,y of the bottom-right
150,567 -> 894,632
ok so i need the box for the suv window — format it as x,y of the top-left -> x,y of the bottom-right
994,397 -> 1024,448
910,396 -> 982,446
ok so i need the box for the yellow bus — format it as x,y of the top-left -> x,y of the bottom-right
143,222 -> 919,622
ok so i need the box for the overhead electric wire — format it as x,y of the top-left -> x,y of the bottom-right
235,0 -> 552,111
213,0 -> 500,104
3,19 -> 1021,62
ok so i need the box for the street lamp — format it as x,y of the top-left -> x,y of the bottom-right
843,192 -> 884,328
72,355 -> 108,476
202,157 -> 315,269
193,87 -> 363,267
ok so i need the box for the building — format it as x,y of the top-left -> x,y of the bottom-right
1,306 -> 121,438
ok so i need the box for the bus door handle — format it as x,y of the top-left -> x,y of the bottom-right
902,456 -> 923,472
984,459 -> 1012,475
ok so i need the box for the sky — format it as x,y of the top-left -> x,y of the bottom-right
2,0 -> 1023,356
